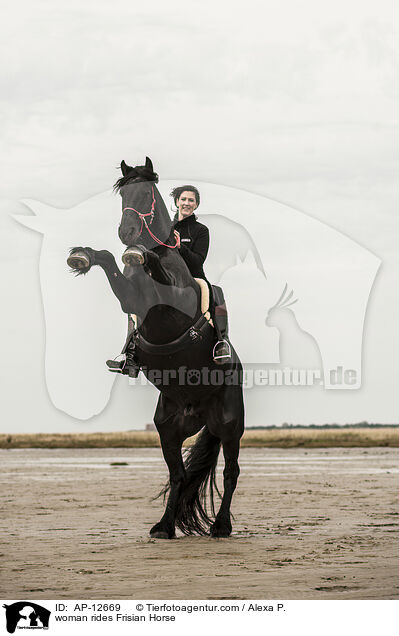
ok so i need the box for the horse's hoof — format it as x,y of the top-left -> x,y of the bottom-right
150,522 -> 175,539
150,530 -> 173,539
67,250 -> 90,270
210,520 -> 232,538
122,246 -> 145,266
210,530 -> 231,538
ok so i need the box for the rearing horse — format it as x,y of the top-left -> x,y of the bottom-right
67,157 -> 244,538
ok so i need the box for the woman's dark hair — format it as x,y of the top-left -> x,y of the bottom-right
170,185 -> 200,207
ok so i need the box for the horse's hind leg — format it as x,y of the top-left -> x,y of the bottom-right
209,388 -> 244,538
150,396 -> 185,539
210,436 -> 241,537
150,430 -> 185,539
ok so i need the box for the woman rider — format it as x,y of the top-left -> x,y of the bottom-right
171,185 -> 209,278
106,185 -> 230,375
172,185 -> 230,362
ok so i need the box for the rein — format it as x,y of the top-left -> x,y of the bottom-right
123,186 -> 179,249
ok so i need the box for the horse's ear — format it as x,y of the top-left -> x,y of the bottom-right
145,156 -> 153,173
121,160 -> 133,177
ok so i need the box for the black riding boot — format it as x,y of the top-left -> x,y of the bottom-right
106,332 -> 141,378
211,287 -> 232,364
125,335 -> 141,377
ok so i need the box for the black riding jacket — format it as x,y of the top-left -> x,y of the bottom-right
173,213 -> 209,279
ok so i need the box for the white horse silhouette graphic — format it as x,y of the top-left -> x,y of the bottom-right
14,180 -> 380,419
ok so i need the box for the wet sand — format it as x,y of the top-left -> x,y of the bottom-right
1,447 -> 398,599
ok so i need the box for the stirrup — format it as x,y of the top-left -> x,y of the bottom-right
213,339 -> 232,364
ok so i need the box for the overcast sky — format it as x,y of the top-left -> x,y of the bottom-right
2,0 -> 399,430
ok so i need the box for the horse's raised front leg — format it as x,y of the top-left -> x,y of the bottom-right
67,247 -> 137,314
122,246 -> 175,286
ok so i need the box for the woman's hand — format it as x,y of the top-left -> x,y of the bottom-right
174,230 -> 181,248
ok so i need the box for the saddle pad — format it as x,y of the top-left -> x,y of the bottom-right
129,279 -> 214,327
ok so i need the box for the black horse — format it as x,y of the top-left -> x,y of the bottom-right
67,158 -> 244,538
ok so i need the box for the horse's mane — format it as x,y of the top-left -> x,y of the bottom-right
113,158 -> 159,193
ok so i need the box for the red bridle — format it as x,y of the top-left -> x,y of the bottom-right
122,186 -> 178,249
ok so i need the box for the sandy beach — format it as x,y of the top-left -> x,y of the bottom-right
1,446 -> 398,599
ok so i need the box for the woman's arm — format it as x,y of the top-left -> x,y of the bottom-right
178,225 -> 209,272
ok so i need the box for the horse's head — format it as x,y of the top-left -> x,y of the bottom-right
115,157 -> 172,251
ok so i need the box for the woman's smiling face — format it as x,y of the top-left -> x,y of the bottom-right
177,191 -> 198,220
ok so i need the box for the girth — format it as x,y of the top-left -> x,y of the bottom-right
135,313 -> 211,356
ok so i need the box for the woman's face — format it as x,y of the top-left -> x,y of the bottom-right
177,190 -> 198,220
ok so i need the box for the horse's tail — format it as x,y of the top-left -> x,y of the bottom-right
159,426 -> 221,535
177,426 -> 221,535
